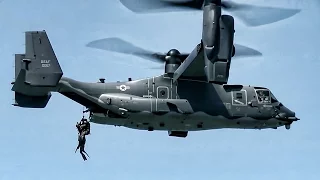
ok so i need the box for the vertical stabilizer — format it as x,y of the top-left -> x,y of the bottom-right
11,30 -> 63,108
23,30 -> 63,86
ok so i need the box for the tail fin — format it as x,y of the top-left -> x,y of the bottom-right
11,30 -> 63,108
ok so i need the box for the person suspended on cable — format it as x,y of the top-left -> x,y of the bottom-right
75,117 -> 91,161
76,117 -> 90,136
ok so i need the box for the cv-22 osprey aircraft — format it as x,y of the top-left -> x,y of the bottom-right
11,0 -> 299,138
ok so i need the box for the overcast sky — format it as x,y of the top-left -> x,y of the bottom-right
0,0 -> 319,179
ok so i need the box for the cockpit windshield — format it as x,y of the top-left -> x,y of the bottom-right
270,92 -> 279,103
255,89 -> 271,104
254,88 -> 279,104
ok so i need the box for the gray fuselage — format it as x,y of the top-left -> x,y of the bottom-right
58,74 -> 297,132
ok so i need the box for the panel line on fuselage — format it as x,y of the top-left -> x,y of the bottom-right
147,77 -> 150,96
163,75 -> 207,83
175,79 -> 178,99
170,79 -> 173,99
152,77 -> 155,93
155,98 -> 157,111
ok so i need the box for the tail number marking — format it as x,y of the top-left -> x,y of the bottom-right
41,60 -> 51,68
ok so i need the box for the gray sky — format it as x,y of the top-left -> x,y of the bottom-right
0,0 -> 319,179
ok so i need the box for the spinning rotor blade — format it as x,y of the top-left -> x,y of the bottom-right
86,38 -> 165,63
221,1 -> 301,26
119,0 -> 200,13
86,38 -> 262,63
119,0 -> 300,26
233,44 -> 262,58
86,38 -> 189,63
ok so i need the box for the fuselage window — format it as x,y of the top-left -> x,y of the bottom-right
232,91 -> 246,106
160,90 -> 166,96
256,90 -> 271,104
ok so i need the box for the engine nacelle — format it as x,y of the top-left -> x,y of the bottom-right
165,49 -> 182,75
204,14 -> 235,84
213,15 -> 235,84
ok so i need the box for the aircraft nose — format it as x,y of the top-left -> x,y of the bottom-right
276,105 -> 299,121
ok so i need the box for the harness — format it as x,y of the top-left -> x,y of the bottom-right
78,120 -> 90,135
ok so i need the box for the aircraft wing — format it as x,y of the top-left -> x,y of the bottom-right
172,42 -> 207,82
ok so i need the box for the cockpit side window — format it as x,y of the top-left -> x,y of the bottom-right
255,89 -> 271,104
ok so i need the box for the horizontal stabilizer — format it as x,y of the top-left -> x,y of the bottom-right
13,92 -> 51,108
